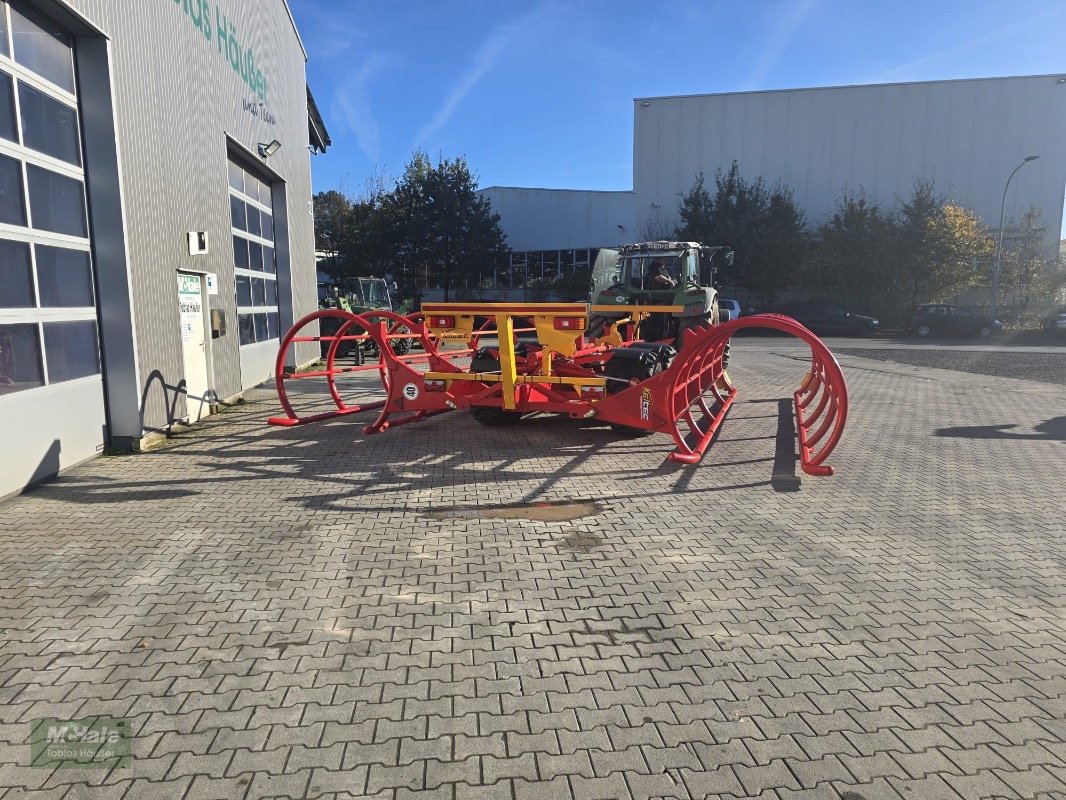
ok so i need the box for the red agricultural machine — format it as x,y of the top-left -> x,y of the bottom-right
268,300 -> 849,476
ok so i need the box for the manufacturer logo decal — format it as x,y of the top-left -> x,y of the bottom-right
615,296 -> 626,303
640,388 -> 652,421
402,383 -> 419,401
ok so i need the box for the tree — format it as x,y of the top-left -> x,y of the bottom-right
805,180 -> 995,323
676,171 -> 715,244
676,162 -> 807,303
382,152 -> 509,302
639,205 -> 674,241
1000,206 -> 1060,318
895,180 -> 993,308
312,190 -> 352,273
808,191 -> 896,314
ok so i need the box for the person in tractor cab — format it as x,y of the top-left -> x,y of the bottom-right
651,260 -> 677,288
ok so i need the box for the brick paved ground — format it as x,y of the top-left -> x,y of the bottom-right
0,338 -> 1064,799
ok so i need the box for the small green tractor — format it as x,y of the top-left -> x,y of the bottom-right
317,275 -> 414,358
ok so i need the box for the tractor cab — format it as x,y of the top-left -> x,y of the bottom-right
353,277 -> 393,311
317,274 -> 352,313
598,241 -> 728,303
591,241 -> 732,345
317,275 -> 396,315
620,250 -> 689,293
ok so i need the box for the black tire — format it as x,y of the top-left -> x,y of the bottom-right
391,327 -> 414,355
978,325 -> 991,337
916,324 -> 931,338
468,349 -> 524,426
470,407 -> 525,426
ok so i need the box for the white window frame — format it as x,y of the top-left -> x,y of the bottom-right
0,1 -> 96,400
228,157 -> 280,345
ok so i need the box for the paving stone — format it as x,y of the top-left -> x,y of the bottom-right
0,343 -> 1063,800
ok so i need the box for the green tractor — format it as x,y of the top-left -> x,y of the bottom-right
317,275 -> 414,358
590,241 -> 734,345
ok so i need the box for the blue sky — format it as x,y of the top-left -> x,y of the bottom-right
293,0 -> 1064,228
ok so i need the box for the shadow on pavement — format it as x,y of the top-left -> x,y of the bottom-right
30,393 -> 804,509
935,415 -> 1066,441
771,399 -> 801,492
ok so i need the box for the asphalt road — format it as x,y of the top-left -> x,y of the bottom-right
834,347 -> 1066,386
737,332 -> 1066,385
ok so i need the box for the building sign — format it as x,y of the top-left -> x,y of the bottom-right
169,0 -> 269,104
177,274 -> 203,344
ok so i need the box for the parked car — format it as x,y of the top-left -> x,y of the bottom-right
775,302 -> 879,336
1039,306 -> 1066,333
718,298 -> 742,321
908,304 -> 1001,337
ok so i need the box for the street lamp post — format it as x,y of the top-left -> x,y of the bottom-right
991,155 -> 1039,322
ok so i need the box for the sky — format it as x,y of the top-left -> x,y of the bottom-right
291,0 -> 1066,233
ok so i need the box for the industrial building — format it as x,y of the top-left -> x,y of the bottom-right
0,0 -> 328,497
482,74 -> 1066,287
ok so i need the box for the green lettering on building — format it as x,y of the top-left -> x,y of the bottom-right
169,0 -> 269,104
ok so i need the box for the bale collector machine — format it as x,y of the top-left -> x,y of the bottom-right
268,253 -> 849,475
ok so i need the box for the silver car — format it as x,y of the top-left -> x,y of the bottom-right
719,298 -> 742,322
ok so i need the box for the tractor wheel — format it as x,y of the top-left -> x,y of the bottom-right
391,326 -> 414,355
470,407 -> 525,426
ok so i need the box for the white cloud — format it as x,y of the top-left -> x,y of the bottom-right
875,10 -> 1053,82
330,52 -> 396,162
747,0 -> 818,88
414,4 -> 555,147
293,1 -> 368,59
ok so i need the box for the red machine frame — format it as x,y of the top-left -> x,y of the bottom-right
269,303 -> 848,476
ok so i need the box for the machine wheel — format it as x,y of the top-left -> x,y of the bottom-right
917,324 -> 931,338
468,349 -> 525,426
470,407 -> 525,426
978,325 -> 991,337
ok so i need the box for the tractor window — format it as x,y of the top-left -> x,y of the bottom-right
360,279 -> 389,307
623,255 -> 682,290
683,251 -> 698,282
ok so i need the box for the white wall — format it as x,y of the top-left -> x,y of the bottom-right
634,75 -> 1066,247
478,188 -> 636,251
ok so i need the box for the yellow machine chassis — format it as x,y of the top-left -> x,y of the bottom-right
420,302 -> 683,410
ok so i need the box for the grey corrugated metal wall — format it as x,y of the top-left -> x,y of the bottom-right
633,76 -> 1066,249
65,0 -> 317,431
477,188 -> 636,251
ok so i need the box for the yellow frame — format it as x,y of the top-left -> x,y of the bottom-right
420,302 -> 665,408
